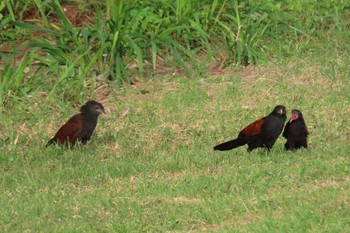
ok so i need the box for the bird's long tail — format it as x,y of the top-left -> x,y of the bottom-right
213,138 -> 246,151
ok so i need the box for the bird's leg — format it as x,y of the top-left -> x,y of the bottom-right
247,141 -> 262,152
299,140 -> 308,149
288,140 -> 295,150
247,145 -> 259,152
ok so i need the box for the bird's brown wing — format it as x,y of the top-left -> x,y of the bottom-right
53,114 -> 83,145
240,118 -> 264,136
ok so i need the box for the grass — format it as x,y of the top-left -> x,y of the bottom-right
1,46 -> 349,231
1,0 -> 350,232
2,0 -> 348,102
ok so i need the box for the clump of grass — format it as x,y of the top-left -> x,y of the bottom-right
1,0 -> 349,106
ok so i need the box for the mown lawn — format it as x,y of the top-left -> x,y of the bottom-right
1,0 -> 350,231
1,47 -> 349,231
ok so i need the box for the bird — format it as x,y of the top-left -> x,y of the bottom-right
46,100 -> 105,147
214,105 -> 287,152
283,109 -> 308,150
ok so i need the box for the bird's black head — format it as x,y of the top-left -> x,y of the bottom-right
80,100 -> 105,116
290,109 -> 303,122
272,105 -> 286,117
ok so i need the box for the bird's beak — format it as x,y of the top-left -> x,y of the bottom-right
97,109 -> 106,115
290,113 -> 298,122
278,109 -> 284,115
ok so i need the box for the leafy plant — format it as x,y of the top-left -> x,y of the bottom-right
0,50 -> 32,110
0,0 -> 349,105
219,0 -> 269,66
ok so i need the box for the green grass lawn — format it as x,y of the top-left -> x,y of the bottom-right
1,49 -> 349,231
1,1 -> 350,231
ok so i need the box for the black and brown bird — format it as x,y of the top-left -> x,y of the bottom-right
214,105 -> 287,152
283,109 -> 308,150
46,100 -> 105,147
